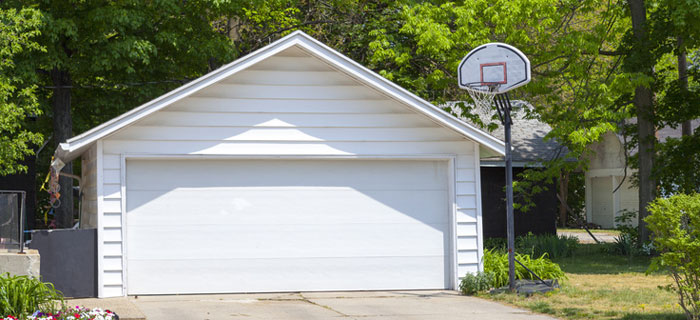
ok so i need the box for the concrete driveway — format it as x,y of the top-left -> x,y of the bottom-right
558,230 -> 619,243
127,291 -> 555,320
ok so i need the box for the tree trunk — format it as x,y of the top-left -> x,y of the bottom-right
51,68 -> 74,229
558,171 -> 569,227
678,37 -> 692,137
628,0 -> 656,245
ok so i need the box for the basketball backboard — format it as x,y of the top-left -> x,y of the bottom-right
458,43 -> 530,93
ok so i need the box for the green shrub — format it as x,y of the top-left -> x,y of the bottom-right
646,193 -> 700,320
610,232 -> 635,256
0,273 -> 63,319
483,249 -> 566,288
486,234 -> 579,259
517,233 -> 579,259
459,271 -> 494,295
484,237 -> 507,251
610,209 -> 653,257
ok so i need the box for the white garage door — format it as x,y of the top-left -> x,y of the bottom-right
125,159 -> 450,294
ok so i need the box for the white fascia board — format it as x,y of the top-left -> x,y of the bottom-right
55,30 -> 505,162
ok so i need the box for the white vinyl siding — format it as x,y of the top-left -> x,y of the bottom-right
455,150 -> 480,277
94,46 -> 482,296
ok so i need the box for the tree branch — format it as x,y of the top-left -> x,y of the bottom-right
599,50 -> 625,56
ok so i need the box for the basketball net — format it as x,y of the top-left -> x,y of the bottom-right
464,84 -> 498,110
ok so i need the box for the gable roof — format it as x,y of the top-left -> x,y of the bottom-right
55,31 -> 505,162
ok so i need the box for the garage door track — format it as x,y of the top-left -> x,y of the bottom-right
126,290 -> 555,320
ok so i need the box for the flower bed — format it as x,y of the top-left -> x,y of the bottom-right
2,306 -> 117,320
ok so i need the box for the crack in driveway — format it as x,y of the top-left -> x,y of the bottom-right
299,293 -> 349,317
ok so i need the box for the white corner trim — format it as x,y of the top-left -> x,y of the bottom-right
95,141 -> 104,298
53,31 -> 504,162
473,143 -> 484,272
447,156 -> 458,290
119,154 -> 128,296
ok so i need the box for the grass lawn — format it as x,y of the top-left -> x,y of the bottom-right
481,244 -> 686,320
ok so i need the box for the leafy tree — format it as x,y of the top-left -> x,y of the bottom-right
0,8 -> 43,176
654,133 -> 700,196
347,0 -> 631,218
624,0 -> 658,244
1,0 -> 243,228
618,0 -> 700,243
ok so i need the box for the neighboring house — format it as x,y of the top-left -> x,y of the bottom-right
585,131 -> 638,229
586,120 -> 700,229
52,31 -> 505,297
449,102 -> 560,238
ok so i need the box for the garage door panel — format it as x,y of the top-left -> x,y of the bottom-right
126,159 -> 450,294
127,160 -> 447,190
127,256 -> 447,295
127,223 -> 448,260
127,189 -> 448,226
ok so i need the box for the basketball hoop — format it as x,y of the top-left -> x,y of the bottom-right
462,83 -> 499,110
457,42 -> 532,293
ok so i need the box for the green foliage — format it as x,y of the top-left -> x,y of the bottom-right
653,133 -> 700,197
15,0 -> 240,131
363,0 -> 631,213
615,209 -> 639,239
565,172 -> 587,225
0,7 -> 44,176
484,249 -> 566,288
517,233 -> 579,259
646,193 -> 700,320
614,209 -> 640,255
554,243 -> 657,275
486,234 -> 579,259
459,271 -> 494,295
0,273 -> 63,319
0,0 -> 250,225
484,237 -> 508,251
607,209 -> 656,256
611,232 -> 636,256
619,0 -> 700,244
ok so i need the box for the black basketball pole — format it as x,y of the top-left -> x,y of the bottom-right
494,92 -> 515,292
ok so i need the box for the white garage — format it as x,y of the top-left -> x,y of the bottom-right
54,31 -> 505,297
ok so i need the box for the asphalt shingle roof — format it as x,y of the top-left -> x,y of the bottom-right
444,101 -> 563,164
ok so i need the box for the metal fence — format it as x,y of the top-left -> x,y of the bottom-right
0,190 -> 26,253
